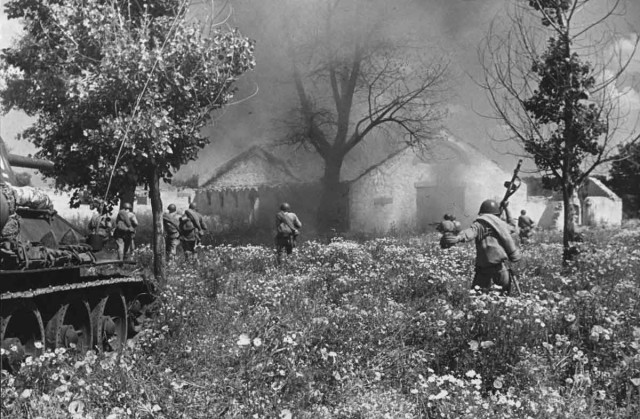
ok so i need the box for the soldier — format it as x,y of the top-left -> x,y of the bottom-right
444,199 -> 521,294
87,202 -> 112,251
275,202 -> 302,265
113,202 -> 138,261
162,204 -> 180,260
518,209 -> 535,245
179,202 -> 207,260
438,214 -> 462,249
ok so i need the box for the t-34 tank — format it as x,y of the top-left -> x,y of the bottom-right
0,137 -> 152,369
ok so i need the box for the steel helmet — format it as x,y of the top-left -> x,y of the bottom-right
122,202 -> 133,210
189,202 -> 197,210
168,204 -> 176,212
521,209 -> 526,215
280,202 -> 291,211
478,199 -> 500,215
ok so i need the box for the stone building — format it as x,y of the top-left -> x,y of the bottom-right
522,177 -> 622,230
347,132 -> 528,234
193,146 -> 320,232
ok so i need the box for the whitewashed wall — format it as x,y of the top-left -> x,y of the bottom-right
348,145 -> 528,234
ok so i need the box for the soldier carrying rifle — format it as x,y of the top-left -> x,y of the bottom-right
442,160 -> 523,295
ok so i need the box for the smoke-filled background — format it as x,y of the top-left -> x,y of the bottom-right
2,0 -> 640,183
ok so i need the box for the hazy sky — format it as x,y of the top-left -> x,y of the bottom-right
1,0 -> 639,181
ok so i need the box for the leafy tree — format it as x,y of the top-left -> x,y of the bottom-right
278,0 -> 449,232
1,0 -> 255,281
608,142 -> 640,217
480,0 -> 640,261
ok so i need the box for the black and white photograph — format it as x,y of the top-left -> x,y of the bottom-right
1,0 -> 640,417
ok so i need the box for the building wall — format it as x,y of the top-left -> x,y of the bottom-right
583,196 -> 622,227
194,184 -> 324,233
348,148 -> 528,234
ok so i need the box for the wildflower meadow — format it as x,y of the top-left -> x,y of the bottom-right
2,226 -> 640,418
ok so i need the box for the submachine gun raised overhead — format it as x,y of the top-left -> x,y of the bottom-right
499,159 -> 523,216
501,158 -> 524,295
0,137 -> 152,371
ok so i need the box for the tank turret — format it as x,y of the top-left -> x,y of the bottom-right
1,136 -> 151,371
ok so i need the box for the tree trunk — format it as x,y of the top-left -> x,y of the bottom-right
317,154 -> 347,234
562,184 -> 577,262
148,168 -> 166,284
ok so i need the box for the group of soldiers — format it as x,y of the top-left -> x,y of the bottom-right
161,202 -> 208,261
87,201 -> 207,262
87,202 -> 138,261
87,199 -> 301,265
88,194 -> 538,294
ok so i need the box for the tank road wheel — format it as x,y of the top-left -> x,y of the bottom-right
92,292 -> 128,351
45,300 -> 92,353
1,303 -> 45,372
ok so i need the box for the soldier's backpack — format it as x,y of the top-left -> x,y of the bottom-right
115,210 -> 133,234
276,211 -> 298,237
179,215 -> 195,234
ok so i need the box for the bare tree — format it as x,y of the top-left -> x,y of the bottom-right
281,0 -> 450,232
480,0 -> 640,261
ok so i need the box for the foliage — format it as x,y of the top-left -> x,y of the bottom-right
2,227 -> 640,418
481,0 -> 640,260
0,0 -> 255,204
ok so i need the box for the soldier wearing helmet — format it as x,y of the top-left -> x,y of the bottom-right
163,203 -> 180,260
113,201 -> 138,261
518,209 -> 535,245
444,199 -> 521,294
87,200 -> 112,251
179,201 -> 207,260
275,202 -> 302,265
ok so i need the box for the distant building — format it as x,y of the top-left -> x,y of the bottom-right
193,131 -> 623,236
522,176 -> 622,230
194,146 -> 320,232
347,132 -> 528,233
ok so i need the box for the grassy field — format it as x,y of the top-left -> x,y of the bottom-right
2,226 -> 640,418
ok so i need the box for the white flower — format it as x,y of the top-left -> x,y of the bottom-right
34,341 -> 44,349
480,340 -> 494,349
252,338 -> 262,347
236,334 -> 250,346
493,378 -> 503,389
20,389 -> 32,399
465,370 -> 476,378
468,340 -> 479,351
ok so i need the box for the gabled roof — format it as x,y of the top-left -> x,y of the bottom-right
200,145 -> 302,190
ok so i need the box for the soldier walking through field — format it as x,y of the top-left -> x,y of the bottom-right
444,199 -> 521,294
275,202 -> 302,266
87,201 -> 112,251
113,202 -> 138,261
518,209 -> 535,245
179,202 -> 207,260
163,204 -> 180,260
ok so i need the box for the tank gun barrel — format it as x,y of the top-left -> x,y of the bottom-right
7,154 -> 54,171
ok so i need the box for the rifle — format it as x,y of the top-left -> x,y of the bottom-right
499,159 -> 523,216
